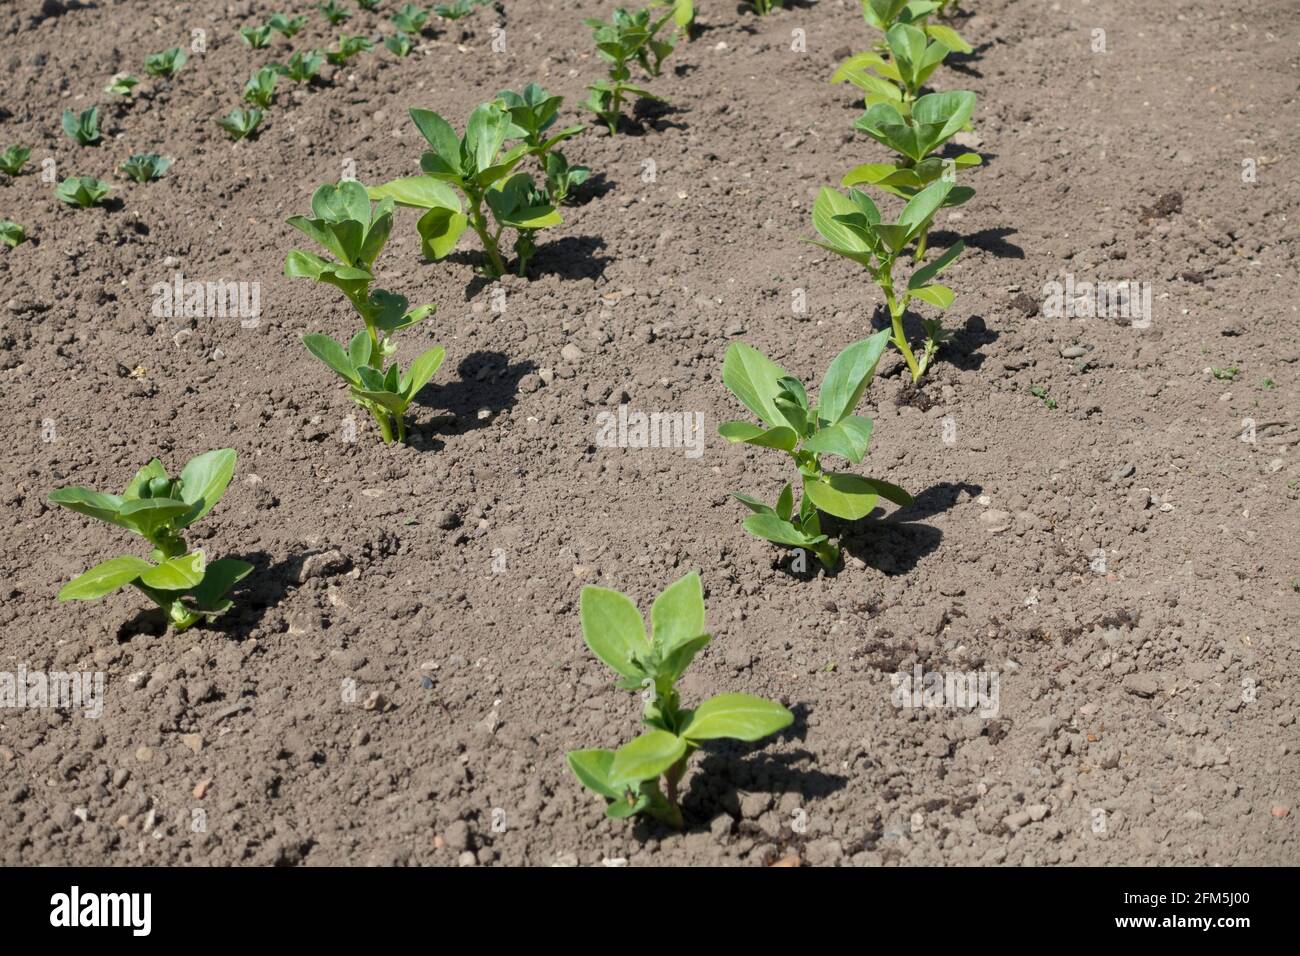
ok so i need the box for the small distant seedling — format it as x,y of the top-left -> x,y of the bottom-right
0,144 -> 31,176
391,3 -> 429,32
497,83 -> 589,206
327,34 -> 374,65
61,107 -> 101,146
244,66 -> 280,108
240,24 -> 274,48
274,49 -> 326,83
747,0 -> 785,13
434,0 -> 487,19
358,0 -> 383,10
285,180 -> 446,444
49,449 -> 252,632
0,220 -> 26,247
585,7 -> 677,134
567,572 -> 794,828
217,107 -> 264,141
318,0 -> 351,25
1028,385 -> 1057,409
105,73 -> 140,96
384,33 -> 414,56
144,47 -> 187,78
720,330 -> 912,568
269,13 -> 309,37
56,176 -> 111,208
120,153 -> 172,182
1211,366 -> 1239,381
373,101 -> 561,277
810,179 -> 963,382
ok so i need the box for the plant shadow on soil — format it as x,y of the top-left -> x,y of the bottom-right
410,350 -> 537,450
631,704 -> 849,836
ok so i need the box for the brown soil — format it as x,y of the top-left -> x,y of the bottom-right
1,0 -> 1297,866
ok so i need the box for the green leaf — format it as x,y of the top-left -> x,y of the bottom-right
178,448 -> 236,526
415,206 -> 469,260
898,179 -> 953,239
803,473 -> 880,520
908,284 -> 954,309
721,342 -> 795,430
743,513 -> 817,548
48,487 -> 126,527
658,634 -> 711,684
116,497 -> 192,537
579,585 -> 649,679
566,748 -> 624,799
303,333 -> 360,385
682,693 -> 794,742
717,421 -> 798,452
58,556 -> 152,601
609,730 -> 687,785
401,346 -> 446,401
817,330 -> 890,424
909,239 -> 964,289
805,415 -> 875,463
650,571 -> 705,653
811,187 -> 877,264
186,558 -> 254,611
368,175 -> 462,211
924,22 -> 972,54
348,328 -> 372,369
855,476 -> 914,507
776,483 -> 794,522
138,551 -> 206,591
731,492 -> 774,516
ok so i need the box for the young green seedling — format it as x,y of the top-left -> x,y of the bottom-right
391,3 -> 429,32
719,330 -> 912,568
319,0 -> 351,25
372,101 -> 561,277
747,0 -> 785,13
584,7 -> 676,134
859,0 -> 971,53
274,50 -> 326,83
833,22 -> 953,113
217,107 -> 264,141
269,13 -> 309,37
120,153 -> 171,182
0,220 -> 25,247
56,176 -> 111,208
50,450 -> 252,632
809,179 -> 963,382
105,73 -> 139,96
326,34 -> 373,65
0,144 -> 30,176
567,572 -> 793,828
284,180 -> 446,444
244,66 -> 279,108
843,90 -> 979,257
384,33 -> 414,56
496,83 -> 589,206
144,47 -> 187,78
240,24 -> 274,48
435,0 -> 487,18
652,0 -> 695,33
61,107 -> 101,146
358,0 -> 382,10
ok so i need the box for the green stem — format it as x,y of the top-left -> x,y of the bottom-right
879,267 -> 921,382
468,192 -> 505,277
373,408 -> 395,443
